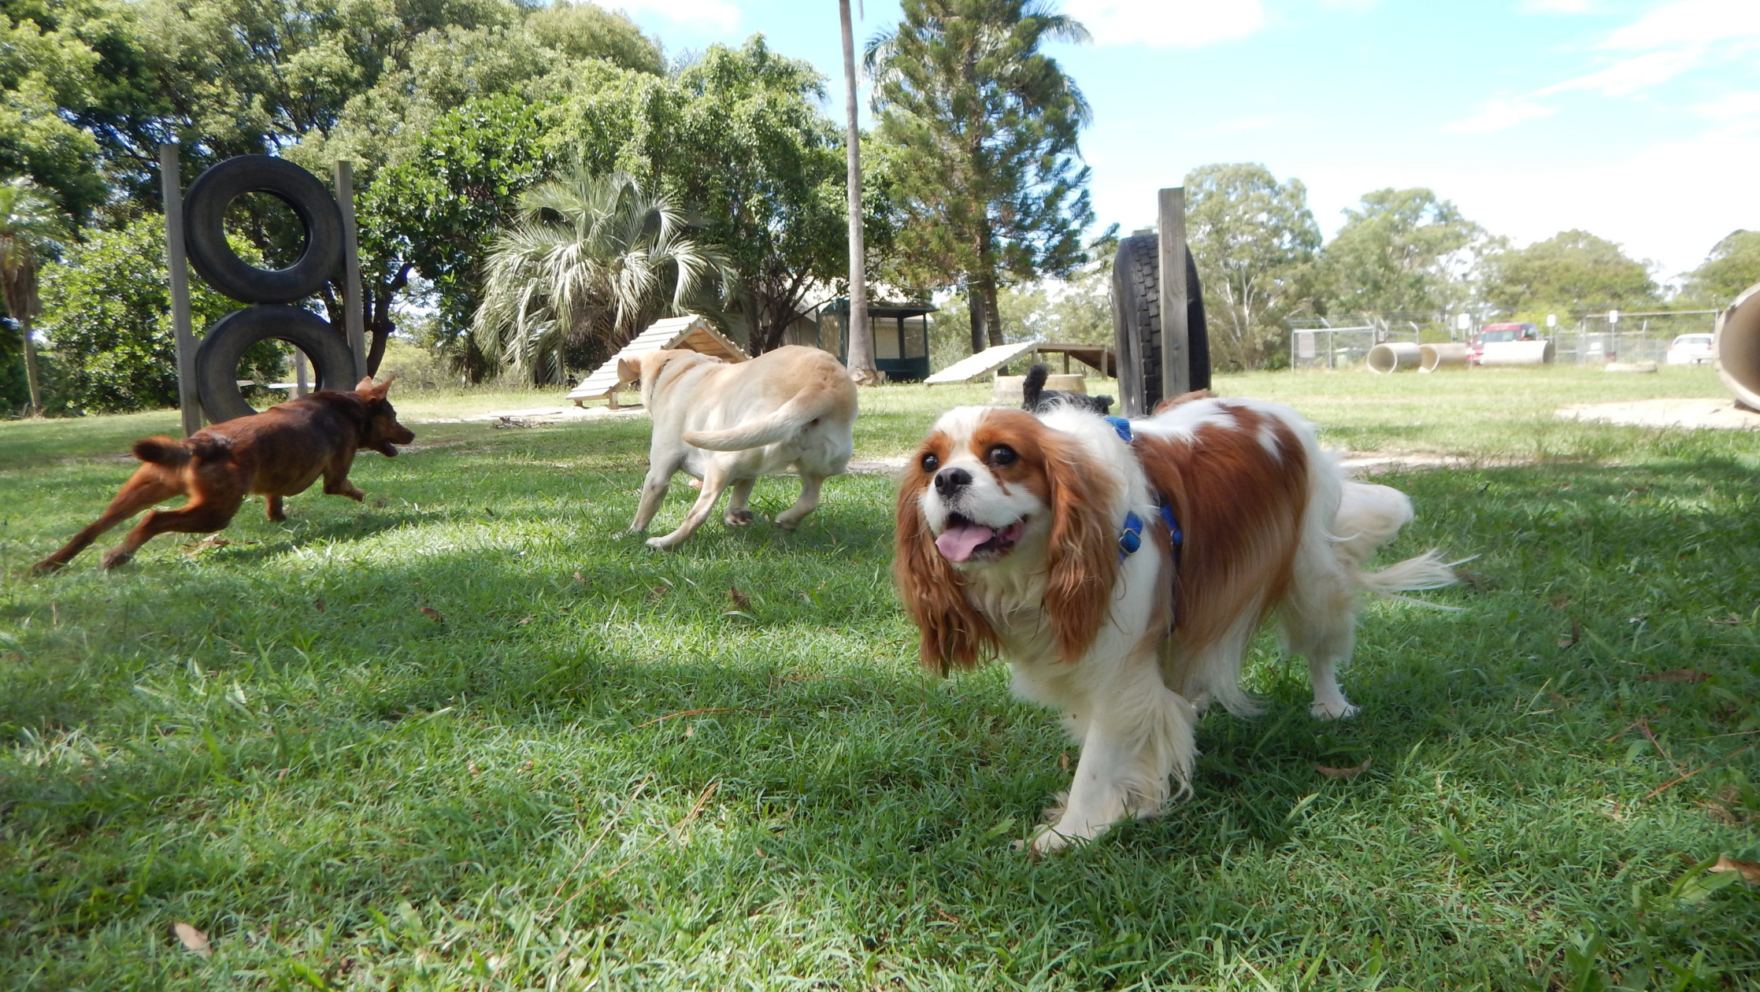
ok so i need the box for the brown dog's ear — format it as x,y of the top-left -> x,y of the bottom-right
354,374 -> 395,398
1040,432 -> 1119,663
893,465 -> 1000,675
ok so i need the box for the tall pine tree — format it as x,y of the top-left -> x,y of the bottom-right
867,0 -> 1093,353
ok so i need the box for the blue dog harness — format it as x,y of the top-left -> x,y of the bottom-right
1105,416 -> 1182,562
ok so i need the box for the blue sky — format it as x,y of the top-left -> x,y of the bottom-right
610,0 -> 1760,282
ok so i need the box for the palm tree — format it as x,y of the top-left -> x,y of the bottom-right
839,0 -> 877,383
473,170 -> 726,383
0,178 -> 64,416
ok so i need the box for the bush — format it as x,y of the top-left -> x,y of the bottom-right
39,217 -> 284,414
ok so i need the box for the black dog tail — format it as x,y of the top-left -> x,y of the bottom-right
133,435 -> 230,466
1021,363 -> 1049,411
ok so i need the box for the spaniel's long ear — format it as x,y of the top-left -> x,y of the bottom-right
1041,432 -> 1120,663
894,474 -> 999,675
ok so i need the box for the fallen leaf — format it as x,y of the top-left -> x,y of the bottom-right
468,761 -> 480,777
1641,669 -> 1708,683
1550,596 -> 1572,610
649,584 -> 669,600
573,571 -> 585,582
755,846 -> 767,859
1555,617 -> 1581,648
421,606 -> 443,623
730,586 -> 751,610
683,724 -> 695,738
1316,758 -> 1372,780
1710,856 -> 1760,884
517,615 -> 533,626
1059,753 -> 1070,771
313,597 -> 325,612
173,921 -> 211,957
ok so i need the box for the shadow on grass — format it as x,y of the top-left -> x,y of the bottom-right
3,457 -> 1758,988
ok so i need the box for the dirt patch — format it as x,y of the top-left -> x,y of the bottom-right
1556,397 -> 1760,431
411,405 -> 647,426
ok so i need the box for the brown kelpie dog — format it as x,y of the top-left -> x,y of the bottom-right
33,376 -> 416,573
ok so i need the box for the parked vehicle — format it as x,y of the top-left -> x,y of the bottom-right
1665,333 -> 1715,365
1468,323 -> 1540,366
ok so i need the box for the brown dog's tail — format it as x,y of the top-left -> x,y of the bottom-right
132,435 -> 230,466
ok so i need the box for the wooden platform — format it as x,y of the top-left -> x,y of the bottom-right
565,315 -> 749,406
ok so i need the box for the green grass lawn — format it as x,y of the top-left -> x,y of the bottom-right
2,366 -> 1757,990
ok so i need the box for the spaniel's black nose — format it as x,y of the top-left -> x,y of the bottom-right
934,467 -> 972,498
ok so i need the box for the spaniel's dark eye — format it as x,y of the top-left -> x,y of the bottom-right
920,451 -> 940,473
988,445 -> 1017,466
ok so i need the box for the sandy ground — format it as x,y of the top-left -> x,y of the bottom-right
1555,397 -> 1760,430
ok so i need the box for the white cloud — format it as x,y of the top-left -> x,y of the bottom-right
1064,0 -> 1264,48
612,0 -> 740,32
1601,0 -> 1760,50
1446,96 -> 1558,133
1319,0 -> 1382,12
1538,47 -> 1703,97
1693,90 -> 1760,121
1520,0 -> 1599,12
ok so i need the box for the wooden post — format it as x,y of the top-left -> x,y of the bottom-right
335,160 -> 368,381
1157,187 -> 1190,399
294,348 -> 310,397
160,144 -> 202,436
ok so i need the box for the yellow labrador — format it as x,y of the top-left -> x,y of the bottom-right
619,345 -> 858,549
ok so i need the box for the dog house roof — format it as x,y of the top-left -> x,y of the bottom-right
565,315 -> 750,402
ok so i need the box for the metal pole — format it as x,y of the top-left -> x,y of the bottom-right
1157,187 -> 1190,399
159,144 -> 202,436
335,160 -> 369,381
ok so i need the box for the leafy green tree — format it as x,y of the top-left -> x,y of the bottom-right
1678,230 -> 1760,307
0,0 -> 116,218
545,40 -> 866,357
473,170 -> 724,383
0,176 -> 61,414
352,94 -> 557,378
39,215 -> 281,413
866,0 -> 1095,353
1185,163 -> 1321,369
1321,187 -> 1480,317
1479,229 -> 1656,317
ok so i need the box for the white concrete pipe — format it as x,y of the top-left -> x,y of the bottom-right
1367,342 -> 1421,373
1479,340 -> 1555,366
1715,281 -> 1760,411
1420,343 -> 1469,372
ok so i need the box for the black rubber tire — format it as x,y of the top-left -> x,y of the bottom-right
196,305 -> 355,422
183,156 -> 343,304
1111,235 -> 1210,414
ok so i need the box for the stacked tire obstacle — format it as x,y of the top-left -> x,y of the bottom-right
1111,232 -> 1210,413
180,156 -> 356,423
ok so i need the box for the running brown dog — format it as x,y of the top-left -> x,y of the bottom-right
32,376 -> 416,573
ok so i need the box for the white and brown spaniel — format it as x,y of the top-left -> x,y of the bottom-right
894,394 -> 1455,853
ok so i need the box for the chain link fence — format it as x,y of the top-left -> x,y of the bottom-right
1289,310 -> 1721,369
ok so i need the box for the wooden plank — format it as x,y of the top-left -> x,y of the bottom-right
1157,187 -> 1189,400
335,160 -> 369,380
159,144 -> 202,436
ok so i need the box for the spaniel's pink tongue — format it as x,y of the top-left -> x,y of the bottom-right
935,521 -> 997,563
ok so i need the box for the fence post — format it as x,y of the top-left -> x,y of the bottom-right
159,144 -> 202,437
1157,187 -> 1189,398
335,160 -> 368,381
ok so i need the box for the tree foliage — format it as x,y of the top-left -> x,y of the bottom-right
867,0 -> 1095,353
1679,230 -> 1760,307
1321,187 -> 1480,317
1185,163 -> 1320,370
39,216 -> 280,413
473,169 -> 724,382
1479,229 -> 1657,317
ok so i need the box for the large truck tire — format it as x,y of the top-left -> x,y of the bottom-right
1111,234 -> 1210,414
183,156 -> 343,304
195,305 -> 354,422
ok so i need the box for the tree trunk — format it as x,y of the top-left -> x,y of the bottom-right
20,315 -> 42,416
840,0 -> 877,382
967,288 -> 986,354
983,280 -> 1003,349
